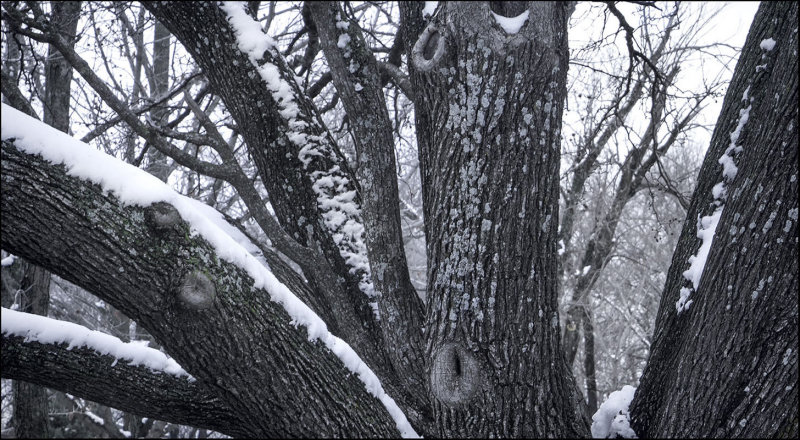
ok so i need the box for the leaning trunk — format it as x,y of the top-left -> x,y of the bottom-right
630,2 -> 798,437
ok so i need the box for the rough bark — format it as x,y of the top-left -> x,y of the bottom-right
630,2 -> 798,437
307,0 -> 428,420
1,139 -> 402,438
403,2 -> 588,436
141,0 -> 389,373
2,334 -> 239,436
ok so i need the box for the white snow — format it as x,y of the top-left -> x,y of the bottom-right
85,411 -> 105,426
760,38 -> 776,51
683,208 -> 723,290
718,104 -> 751,180
219,2 -> 276,59
1,307 -> 192,379
1,255 -> 15,267
490,10 -> 530,34
221,3 -> 377,308
337,33 -> 351,50
0,103 -> 418,438
591,385 -> 637,438
677,84 -> 752,315
422,1 -> 437,18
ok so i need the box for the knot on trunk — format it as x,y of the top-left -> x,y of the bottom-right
178,270 -> 216,310
412,24 -> 446,72
145,202 -> 182,232
430,342 -> 480,406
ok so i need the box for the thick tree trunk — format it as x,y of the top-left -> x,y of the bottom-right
630,2 -> 798,437
403,2 -> 588,436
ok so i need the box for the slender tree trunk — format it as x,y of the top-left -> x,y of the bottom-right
631,2 -> 798,437
403,2 -> 588,436
583,307 -> 597,415
12,3 -> 81,438
143,20 -> 172,182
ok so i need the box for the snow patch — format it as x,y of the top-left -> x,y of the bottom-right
490,10 -> 530,34
1,255 -> 15,267
591,385 -> 637,438
760,38 -> 776,51
1,308 -> 192,379
422,1 -> 437,18
0,104 -> 417,439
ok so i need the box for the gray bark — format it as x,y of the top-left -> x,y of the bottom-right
630,1 -> 798,437
402,2 -> 589,436
2,334 -> 238,436
142,20 -> 173,182
1,140 -> 402,438
307,1 -> 428,422
141,2 -> 426,428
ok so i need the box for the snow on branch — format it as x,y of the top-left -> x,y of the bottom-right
220,2 -> 378,311
2,307 -> 191,378
0,103 -> 417,438
675,42 -> 775,314
591,385 -> 637,438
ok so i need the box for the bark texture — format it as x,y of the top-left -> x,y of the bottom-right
2,334 -> 238,435
403,2 -> 589,437
630,2 -> 798,437
1,140 -> 402,438
308,0 -> 428,421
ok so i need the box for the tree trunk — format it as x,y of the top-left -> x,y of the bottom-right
403,2 -> 588,436
143,20 -> 173,182
12,3 -> 81,437
630,2 -> 798,437
307,0 -> 429,421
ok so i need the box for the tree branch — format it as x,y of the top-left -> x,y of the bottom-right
1,139 -> 404,437
2,331 -> 240,436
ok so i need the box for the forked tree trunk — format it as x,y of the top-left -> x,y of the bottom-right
630,1 -> 798,437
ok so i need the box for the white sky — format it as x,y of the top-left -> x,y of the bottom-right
564,1 -> 760,160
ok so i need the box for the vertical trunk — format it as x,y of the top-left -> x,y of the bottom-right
143,20 -> 172,182
12,3 -> 81,438
583,307 -> 597,415
404,2 -> 588,436
630,2 -> 798,437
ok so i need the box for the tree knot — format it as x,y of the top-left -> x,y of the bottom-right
145,202 -> 182,233
412,24 -> 446,72
430,342 -> 481,406
178,270 -> 216,310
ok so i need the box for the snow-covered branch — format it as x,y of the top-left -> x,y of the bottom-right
0,108 -> 415,437
2,309 -> 238,435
